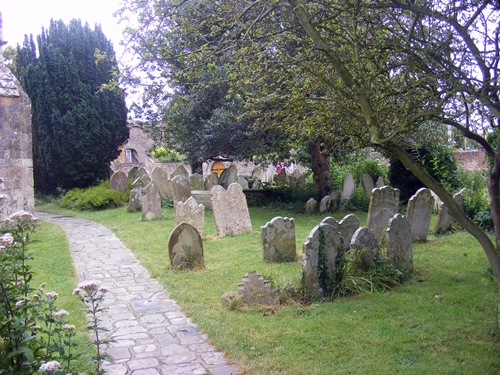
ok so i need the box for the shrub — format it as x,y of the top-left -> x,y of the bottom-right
352,157 -> 388,183
457,168 -> 492,230
60,181 -> 129,210
346,186 -> 370,212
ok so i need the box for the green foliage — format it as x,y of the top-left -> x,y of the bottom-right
267,183 -> 320,212
352,157 -> 389,183
15,19 -> 128,195
457,169 -> 492,231
330,164 -> 351,191
346,186 -> 370,212
151,147 -> 186,162
59,181 -> 128,211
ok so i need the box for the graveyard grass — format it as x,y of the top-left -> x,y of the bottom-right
35,205 -> 499,374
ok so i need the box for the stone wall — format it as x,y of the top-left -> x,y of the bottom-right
453,149 -> 488,171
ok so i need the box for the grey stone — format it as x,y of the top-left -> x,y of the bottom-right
204,173 -> 219,190
367,186 -> 400,241
261,217 -> 296,262
170,165 -> 189,180
236,176 -> 249,190
361,174 -> 375,198
175,196 -> 204,237
128,187 -> 145,212
434,188 -> 466,234
341,172 -> 355,200
338,214 -> 360,251
275,169 -> 289,186
305,198 -> 317,214
236,271 -> 278,305
406,188 -> 433,242
189,174 -> 205,190
151,167 -> 170,199
302,223 -> 344,298
321,216 -> 339,230
170,175 -> 191,208
319,195 -> 332,213
133,168 -> 151,188
330,191 -> 341,212
110,170 -> 129,192
218,164 -> 238,189
191,190 -> 212,209
386,214 -> 413,276
168,223 -> 204,269
127,166 -> 139,180
142,183 -> 162,221
375,176 -> 385,188
350,227 -> 379,270
211,183 -> 253,237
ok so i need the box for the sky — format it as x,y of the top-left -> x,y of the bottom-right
1,0 -> 128,59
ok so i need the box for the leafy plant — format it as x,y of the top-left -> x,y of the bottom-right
60,181 -> 129,211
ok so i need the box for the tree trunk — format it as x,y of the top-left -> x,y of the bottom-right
308,141 -> 331,196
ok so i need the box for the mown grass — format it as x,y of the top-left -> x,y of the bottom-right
35,204 -> 500,374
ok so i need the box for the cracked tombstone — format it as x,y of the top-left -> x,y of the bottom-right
170,175 -> 191,209
406,188 -> 434,242
386,214 -> 413,277
110,170 -> 129,192
151,167 -> 170,199
211,183 -> 253,237
338,214 -> 360,251
168,223 -> 204,269
142,182 -> 162,221
175,196 -> 205,237
261,217 -> 297,262
350,227 -> 380,271
367,186 -> 400,242
302,223 -> 345,298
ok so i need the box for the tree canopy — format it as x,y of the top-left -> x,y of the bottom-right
15,19 -> 129,194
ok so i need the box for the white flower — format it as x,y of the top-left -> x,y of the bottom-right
0,233 -> 14,246
45,292 -> 58,300
78,280 -> 102,292
38,361 -> 61,372
62,324 -> 75,331
52,309 -> 69,319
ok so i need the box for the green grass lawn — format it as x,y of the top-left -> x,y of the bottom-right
34,204 -> 500,374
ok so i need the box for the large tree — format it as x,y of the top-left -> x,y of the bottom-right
120,1 -> 500,323
15,19 -> 129,194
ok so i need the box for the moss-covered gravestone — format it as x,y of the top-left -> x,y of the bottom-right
168,223 -> 204,270
261,217 -> 296,262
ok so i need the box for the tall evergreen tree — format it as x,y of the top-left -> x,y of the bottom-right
15,19 -> 128,194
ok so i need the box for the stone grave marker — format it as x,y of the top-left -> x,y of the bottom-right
168,223 -> 204,269
330,191 -> 341,212
211,183 -> 253,237
237,176 -> 249,190
141,182 -> 162,221
302,223 -> 345,298
170,175 -> 191,208
128,187 -> 144,212
434,188 -> 466,234
170,165 -> 190,180
205,173 -> 219,190
191,190 -> 213,209
219,163 -> 238,189
175,196 -> 205,237
261,217 -> 296,262
350,227 -> 379,271
251,166 -> 263,181
151,167 -> 170,199
338,214 -> 360,251
132,168 -> 151,188
305,198 -> 317,214
341,172 -> 355,201
189,173 -> 205,190
361,174 -> 375,198
321,216 -> 339,230
236,271 -> 278,305
367,186 -> 400,241
127,166 -> 139,180
406,187 -> 433,242
375,176 -> 385,188
386,214 -> 412,276
319,195 -> 332,213
110,170 -> 128,192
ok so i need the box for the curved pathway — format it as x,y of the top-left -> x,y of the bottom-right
36,211 -> 237,375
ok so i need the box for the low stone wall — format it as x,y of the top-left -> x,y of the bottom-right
453,149 -> 488,171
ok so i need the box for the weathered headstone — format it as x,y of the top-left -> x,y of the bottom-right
205,173 -> 219,190
361,174 -> 375,198
367,186 -> 400,241
386,214 -> 412,276
141,182 -> 162,221
302,223 -> 344,298
175,196 -> 205,236
434,188 -> 466,234
319,195 -> 332,213
189,173 -> 205,190
430,190 -> 440,213
151,167 -> 170,199
132,168 -> 151,188
211,183 -> 253,237
219,163 -> 238,189
168,223 -> 204,269
237,176 -> 249,190
170,165 -> 190,180
127,166 -> 139,180
330,190 -> 341,212
350,227 -> 379,271
110,170 -> 128,192
236,271 -> 278,305
406,188 -> 434,242
261,217 -> 296,262
321,216 -> 339,231
338,214 -> 360,251
128,187 -> 144,212
305,198 -> 317,214
341,172 -> 355,201
375,176 -> 385,188
251,166 -> 263,181
170,175 -> 191,208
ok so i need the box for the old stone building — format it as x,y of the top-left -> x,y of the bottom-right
0,13 -> 34,220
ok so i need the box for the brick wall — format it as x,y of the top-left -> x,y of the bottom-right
453,148 -> 488,171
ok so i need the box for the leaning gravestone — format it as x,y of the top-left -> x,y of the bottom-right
236,271 -> 278,305
350,227 -> 380,271
434,188 -> 466,234
205,173 -> 219,190
132,168 -> 151,188
168,223 -> 204,269
211,183 -> 253,237
302,223 -> 345,298
319,195 -> 332,213
189,174 -> 205,190
170,165 -> 190,179
406,188 -> 434,242
338,214 -> 360,251
110,170 -> 128,192
151,167 -> 170,199
361,174 -> 375,198
236,176 -> 249,190
386,214 -> 413,276
341,172 -> 355,201
367,186 -> 400,241
141,182 -> 162,221
128,187 -> 144,212
127,166 -> 139,180
305,198 -> 317,214
261,217 -> 296,262
175,196 -> 205,237
219,163 -> 238,189
170,175 -> 191,208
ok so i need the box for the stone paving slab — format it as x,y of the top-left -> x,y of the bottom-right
36,211 -> 238,375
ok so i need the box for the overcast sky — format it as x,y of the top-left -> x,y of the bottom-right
1,0 -> 127,58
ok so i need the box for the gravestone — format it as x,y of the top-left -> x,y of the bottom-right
141,182 -> 162,221
375,176 -> 385,188
175,196 -> 205,237
128,187 -> 144,212
237,176 -> 249,190
434,189 -> 466,234
219,164 -> 238,188
430,190 -> 440,213
0,194 -> 7,222
361,174 -> 375,198
261,217 -> 296,262
302,223 -> 345,298
350,227 -> 379,271
386,214 -> 412,276
367,186 -> 400,241
251,166 -> 263,181
237,271 -> 278,305
189,173 -> 205,190
211,183 -> 253,237
321,216 -> 339,230
170,175 -> 191,208
252,179 -> 263,190
110,170 -> 128,192
275,169 -> 289,186
319,195 -> 332,213
341,172 -> 355,201
406,188 -> 434,242
305,198 -> 317,214
330,191 -> 341,212
127,166 -> 139,180
151,167 -> 170,199
132,168 -> 151,188
168,223 -> 204,269
338,214 -> 360,251
191,190 -> 213,209
170,165 -> 189,179
205,173 -> 219,190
